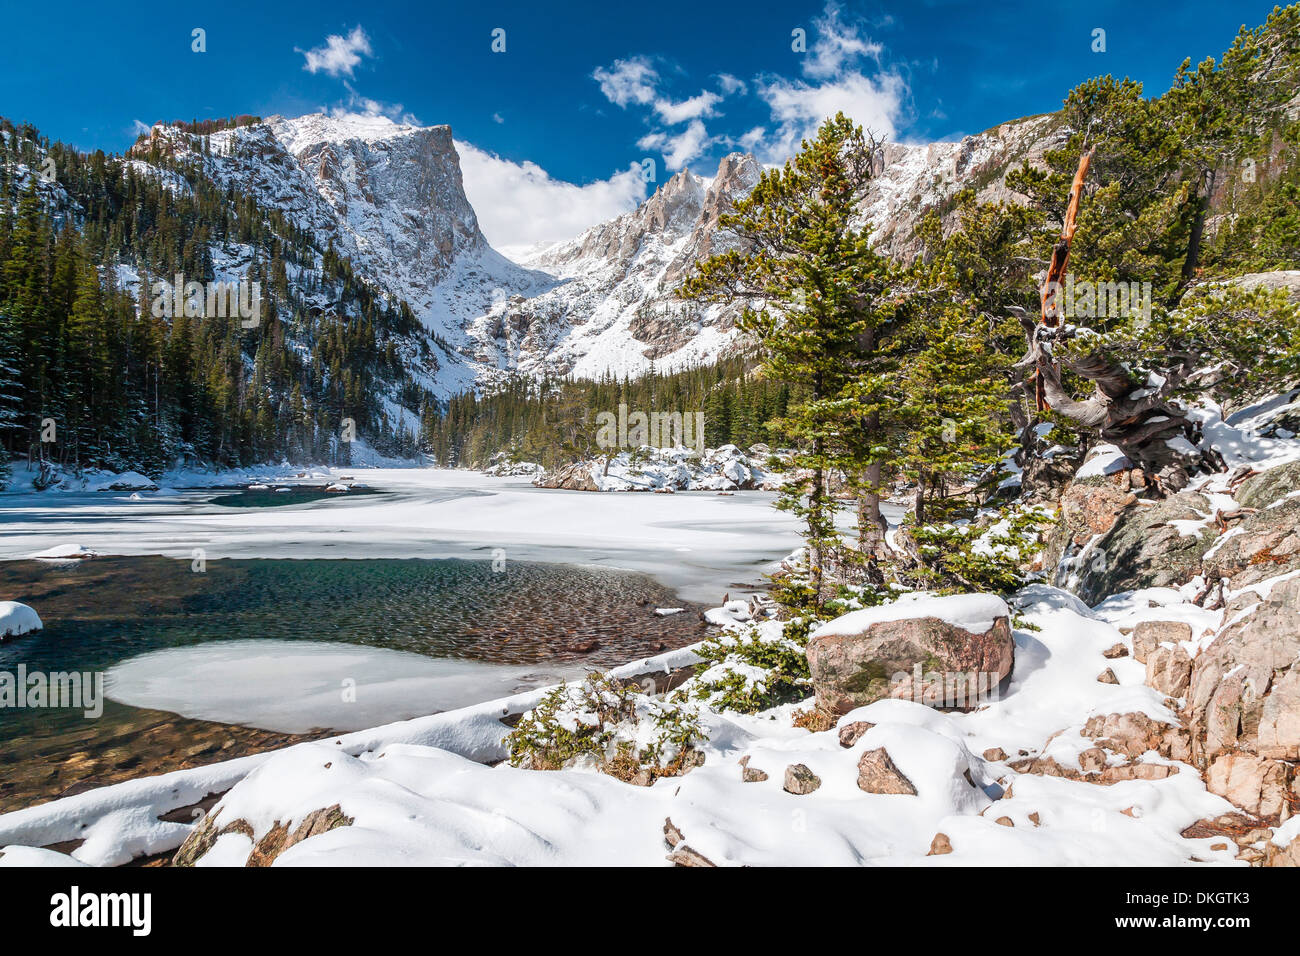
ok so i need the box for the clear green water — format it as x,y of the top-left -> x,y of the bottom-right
0,555 -> 705,756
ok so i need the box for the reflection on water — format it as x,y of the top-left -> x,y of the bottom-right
0,555 -> 707,810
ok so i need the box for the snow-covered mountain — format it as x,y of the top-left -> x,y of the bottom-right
476,152 -> 764,380
132,110 -> 1062,394
861,113 -> 1065,260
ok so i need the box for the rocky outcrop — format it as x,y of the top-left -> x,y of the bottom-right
1203,496 -> 1300,588
1235,460 -> 1300,510
861,113 -> 1066,262
1056,482 -> 1217,604
532,461 -> 602,491
1185,577 -> 1300,769
173,804 -> 353,867
533,444 -> 783,493
1131,461 -> 1300,835
806,596 -> 1014,715
1133,620 -> 1191,664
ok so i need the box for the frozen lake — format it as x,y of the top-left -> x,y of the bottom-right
0,468 -> 807,603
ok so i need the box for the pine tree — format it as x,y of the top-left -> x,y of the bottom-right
682,113 -> 897,607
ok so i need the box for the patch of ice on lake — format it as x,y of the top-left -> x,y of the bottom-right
105,640 -> 584,733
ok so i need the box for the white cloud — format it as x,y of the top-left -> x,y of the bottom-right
298,25 -> 373,78
652,91 -> 722,125
717,73 -> 747,96
456,142 -> 648,252
757,71 -> 904,160
592,57 -> 659,108
130,119 -> 152,137
492,112 -> 505,124
739,126 -> 766,150
803,5 -> 883,80
328,83 -> 420,126
637,119 -> 712,171
592,57 -> 750,172
751,2 -> 906,163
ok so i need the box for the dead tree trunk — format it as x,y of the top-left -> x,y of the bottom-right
1024,150 -> 1205,495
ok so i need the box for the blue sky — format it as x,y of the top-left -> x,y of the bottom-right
0,0 -> 1282,248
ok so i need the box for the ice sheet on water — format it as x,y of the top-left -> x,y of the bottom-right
105,640 -> 584,733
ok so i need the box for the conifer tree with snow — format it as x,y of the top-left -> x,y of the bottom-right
681,113 -> 898,607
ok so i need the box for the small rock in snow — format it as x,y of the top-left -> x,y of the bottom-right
783,763 -> 822,795
927,833 -> 953,856
856,747 -> 918,795
838,721 -> 875,749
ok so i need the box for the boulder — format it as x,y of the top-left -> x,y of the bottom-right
806,594 -> 1013,715
1146,644 -> 1193,698
857,747 -> 918,795
1205,752 -> 1290,820
1065,491 -> 1218,604
927,832 -> 953,856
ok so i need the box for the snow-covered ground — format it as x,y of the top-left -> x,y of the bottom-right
3,392 -> 1296,867
0,585 -> 1237,867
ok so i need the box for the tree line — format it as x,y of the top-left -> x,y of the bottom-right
0,118 -> 441,484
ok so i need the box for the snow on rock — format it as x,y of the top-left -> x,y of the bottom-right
703,600 -> 752,627
0,643 -> 702,866
87,471 -> 158,492
0,846 -> 90,867
807,594 -> 1015,716
534,444 -> 784,492
148,578 -> 1227,867
1075,443 -> 1132,479
0,602 -> 42,640
482,458 -> 543,477
1191,392 -> 1300,471
811,593 -> 1010,639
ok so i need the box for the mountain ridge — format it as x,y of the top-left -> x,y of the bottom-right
130,108 -> 1063,391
